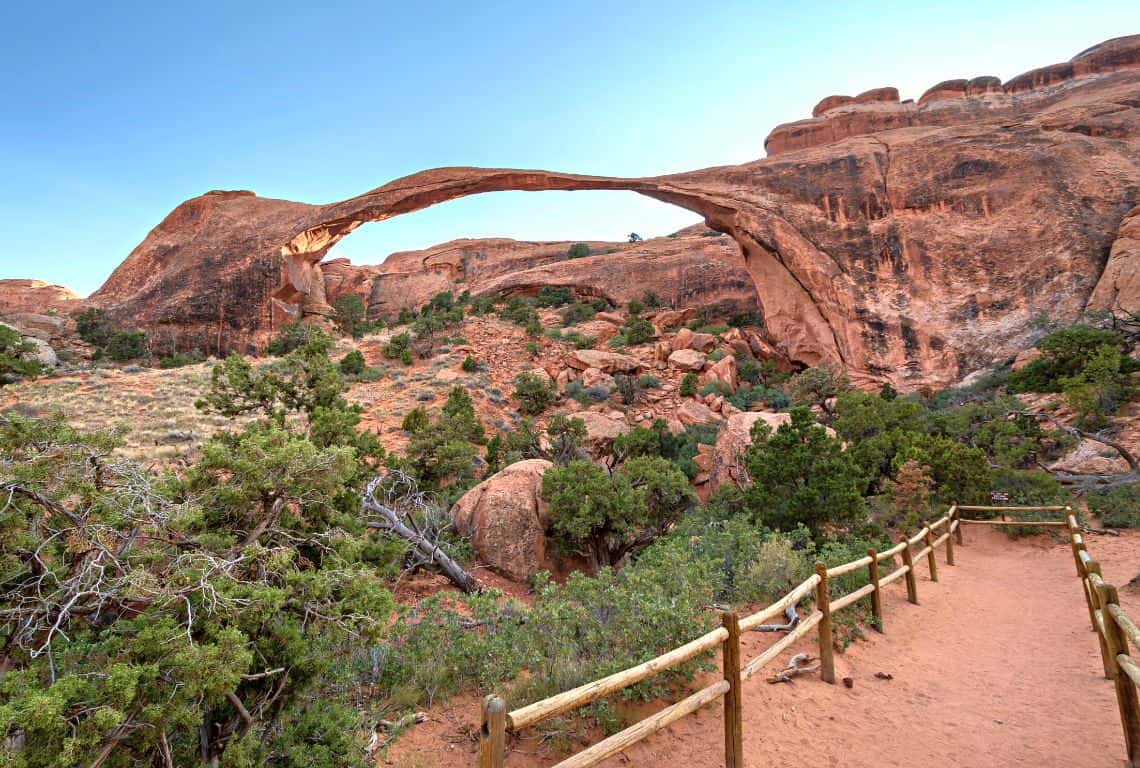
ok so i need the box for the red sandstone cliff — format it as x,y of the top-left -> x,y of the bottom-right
80,35 -> 1140,387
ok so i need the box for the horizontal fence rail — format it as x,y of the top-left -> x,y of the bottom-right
478,505 -> 968,767
1066,509 -> 1140,767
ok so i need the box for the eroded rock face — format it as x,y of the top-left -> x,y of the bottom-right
81,35 -> 1140,389
0,280 -> 80,317
450,459 -> 553,581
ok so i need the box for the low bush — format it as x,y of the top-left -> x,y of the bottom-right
338,349 -> 366,376
383,332 -> 414,365
679,373 -> 699,397
513,372 -> 557,415
536,286 -> 574,308
1087,483 -> 1140,528
567,243 -> 591,259
562,302 -> 597,326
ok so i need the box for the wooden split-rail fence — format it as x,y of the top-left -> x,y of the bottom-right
1065,507 -> 1140,767
479,506 -> 969,768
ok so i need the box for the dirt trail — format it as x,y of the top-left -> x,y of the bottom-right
609,526 -> 1139,768
387,526 -> 1140,767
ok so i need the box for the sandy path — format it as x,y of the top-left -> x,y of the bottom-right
607,526 -> 1137,768
387,526 -> 1140,767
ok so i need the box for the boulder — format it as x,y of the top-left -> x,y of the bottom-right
705,356 -> 738,390
595,311 -> 625,326
566,349 -> 642,374
576,410 -> 632,451
668,349 -> 707,371
710,412 -> 793,489
4,312 -> 66,342
450,459 -> 553,582
677,400 -> 714,426
654,340 -> 672,362
673,327 -> 694,352
581,367 -> 616,390
653,308 -> 695,330
689,333 -> 717,353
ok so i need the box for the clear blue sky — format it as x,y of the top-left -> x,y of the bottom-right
2,1 -> 1137,296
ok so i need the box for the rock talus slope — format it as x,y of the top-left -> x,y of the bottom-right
85,35 -> 1140,387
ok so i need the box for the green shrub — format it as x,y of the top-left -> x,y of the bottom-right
627,299 -> 644,316
469,295 -> 496,315
402,406 -> 431,433
0,325 -> 46,385
338,349 -> 366,375
536,286 -> 574,308
1088,483 -> 1140,528
564,380 -> 589,405
567,243 -> 591,259
694,323 -> 729,335
513,372 -> 557,415
708,349 -> 726,362
105,330 -> 149,361
638,374 -> 660,389
525,341 -> 541,356
728,312 -> 763,328
157,351 -> 203,369
73,307 -> 112,346
461,355 -> 480,372
383,332 -> 414,365
331,293 -> 367,338
590,298 -> 610,313
744,407 -> 866,538
623,316 -> 655,345
680,372 -> 699,397
700,381 -> 733,397
1008,325 -> 1138,393
642,291 -> 662,309
561,302 -> 597,326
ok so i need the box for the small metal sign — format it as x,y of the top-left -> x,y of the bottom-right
991,491 -> 1010,502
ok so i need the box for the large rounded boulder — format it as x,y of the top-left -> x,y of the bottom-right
450,459 -> 553,582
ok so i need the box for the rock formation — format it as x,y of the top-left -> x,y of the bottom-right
78,35 -> 1140,388
0,280 -> 79,317
449,459 -> 553,581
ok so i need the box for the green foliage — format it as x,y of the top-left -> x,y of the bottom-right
331,293 -> 367,339
338,349 -> 366,376
542,456 -> 692,571
679,372 -> 698,397
499,297 -> 540,330
786,365 -> 850,420
638,374 -> 660,388
566,243 -> 591,259
744,407 -> 866,537
265,321 -> 316,356
1008,325 -> 1138,394
642,291 -> 662,309
403,386 -> 486,491
383,332 -> 414,365
157,350 -> 203,369
468,295 -> 496,315
1,391 -> 391,765
461,354 -> 480,372
402,406 -> 430,433
621,316 -> 655,345
512,372 -> 556,415
73,307 -> 112,347
1088,483 -> 1140,528
104,329 -> 149,362
612,419 -> 718,480
0,325 -> 46,385
535,286 -> 574,307
1060,344 -> 1137,428
627,299 -> 644,316
547,415 -> 588,465
627,232 -> 642,243
727,312 -> 763,328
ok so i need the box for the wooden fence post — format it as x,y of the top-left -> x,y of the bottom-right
924,528 -> 939,583
1086,561 -> 1115,680
866,547 -> 883,632
1094,580 -> 1140,766
814,562 -> 836,684
480,695 -> 506,768
721,612 -> 744,768
1066,511 -> 1085,578
945,518 -> 956,567
900,541 -> 919,605
953,503 -> 964,545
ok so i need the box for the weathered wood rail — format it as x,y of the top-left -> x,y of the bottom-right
1065,508 -> 1140,767
478,509 -> 964,767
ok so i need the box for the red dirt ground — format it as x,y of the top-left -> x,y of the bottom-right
381,525 -> 1140,767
